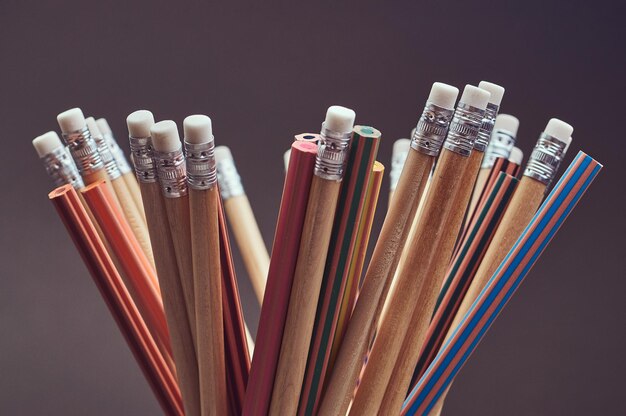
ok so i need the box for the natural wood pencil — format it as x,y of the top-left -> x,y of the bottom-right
184,115 -> 228,416
318,83 -> 459,416
269,106 -> 354,416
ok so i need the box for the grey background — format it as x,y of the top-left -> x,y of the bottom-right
1,1 -> 624,414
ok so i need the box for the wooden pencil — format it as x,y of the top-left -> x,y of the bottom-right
243,140 -> 318,416
389,138 -> 410,208
350,85 -> 491,415
318,83 -> 459,416
215,146 -> 270,305
184,115 -> 228,416
269,106 -> 355,416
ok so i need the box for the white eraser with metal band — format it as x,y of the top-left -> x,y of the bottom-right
183,115 -> 213,144
428,82 -> 459,110
478,81 -> 505,106
57,108 -> 86,133
544,118 -> 573,144
33,131 -> 64,158
324,106 -> 356,134
494,114 -> 520,136
127,110 -> 155,138
96,118 -> 112,135
508,147 -> 524,165
460,85 -> 490,110
151,120 -> 181,153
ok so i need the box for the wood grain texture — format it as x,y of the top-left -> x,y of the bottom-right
224,194 -> 269,305
140,181 -> 200,416
190,187 -> 227,416
318,149 -> 433,416
465,167 -> 490,229
269,175 -> 341,416
164,195 -> 197,345
112,176 -> 155,268
377,150 -> 483,415
123,171 -> 147,223
349,149 -> 468,415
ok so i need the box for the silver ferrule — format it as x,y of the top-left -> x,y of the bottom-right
104,132 -> 133,175
61,127 -> 104,176
481,128 -> 517,169
216,157 -> 244,199
314,122 -> 352,180
41,147 -> 85,190
154,147 -> 187,198
443,102 -> 486,157
523,132 -> 569,186
474,102 -> 499,152
129,136 -> 157,183
93,133 -> 121,180
184,138 -> 217,190
410,102 -> 455,156
390,149 -> 409,192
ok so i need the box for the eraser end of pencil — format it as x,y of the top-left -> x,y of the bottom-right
32,131 -> 63,157
494,114 -> 520,136
393,138 -> 411,156
85,117 -> 102,138
544,118 -> 573,145
150,120 -> 180,153
183,114 -> 213,144
428,82 -> 459,109
96,118 -> 112,135
214,145 -> 233,163
508,147 -> 524,165
460,85 -> 490,110
126,110 -> 155,138
478,81 -> 505,106
324,106 -> 356,134
57,108 -> 85,133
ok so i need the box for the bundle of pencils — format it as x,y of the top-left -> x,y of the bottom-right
33,80 -> 601,416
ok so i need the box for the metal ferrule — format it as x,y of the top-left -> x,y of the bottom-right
474,102 -> 499,152
129,136 -> 157,183
184,138 -> 217,190
154,147 -> 187,198
390,149 -> 409,192
93,133 -> 121,180
481,128 -> 517,169
61,127 -> 104,176
314,122 -> 352,180
216,157 -> 244,199
41,147 -> 85,190
523,132 -> 569,186
410,102 -> 454,156
443,102 -> 486,157
104,132 -> 133,175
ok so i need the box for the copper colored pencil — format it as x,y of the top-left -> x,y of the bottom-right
243,140 -> 318,416
49,185 -> 182,416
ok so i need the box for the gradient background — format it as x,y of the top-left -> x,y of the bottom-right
1,1 -> 624,414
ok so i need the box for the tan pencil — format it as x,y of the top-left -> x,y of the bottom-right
430,118 -> 573,415
127,110 -> 201,416
349,85 -> 491,415
388,138 -> 411,207
184,115 -> 228,416
318,83 -> 459,416
149,119 -> 198,345
215,146 -> 269,305
269,106 -> 355,416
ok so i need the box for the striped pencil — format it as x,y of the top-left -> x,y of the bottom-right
402,151 -> 603,415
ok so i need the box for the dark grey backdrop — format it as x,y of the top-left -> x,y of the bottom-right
1,1 -> 624,414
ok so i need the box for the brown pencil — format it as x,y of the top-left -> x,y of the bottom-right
318,83 -> 459,416
269,106 -> 355,416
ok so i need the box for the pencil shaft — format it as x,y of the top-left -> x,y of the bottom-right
123,171 -> 147,223
318,149 -> 433,416
269,175 -> 341,416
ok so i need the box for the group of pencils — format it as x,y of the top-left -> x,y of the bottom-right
32,80 -> 602,415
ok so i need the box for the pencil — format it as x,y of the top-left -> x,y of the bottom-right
243,140 -> 318,416
389,138 -> 410,207
184,115 -> 228,416
318,83 -> 459,416
269,106 -> 355,416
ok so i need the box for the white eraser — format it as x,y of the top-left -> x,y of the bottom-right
96,118 -> 112,135
32,131 -> 64,158
460,85 -> 490,110
126,110 -> 155,138
324,106 -> 356,134
57,108 -> 86,134
544,118 -> 573,145
85,117 -> 102,139
393,138 -> 411,156
428,82 -> 459,109
478,81 -> 505,106
150,120 -> 181,153
214,145 -> 233,163
494,114 -> 520,136
183,114 -> 213,144
283,149 -> 291,172
508,147 -> 524,165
